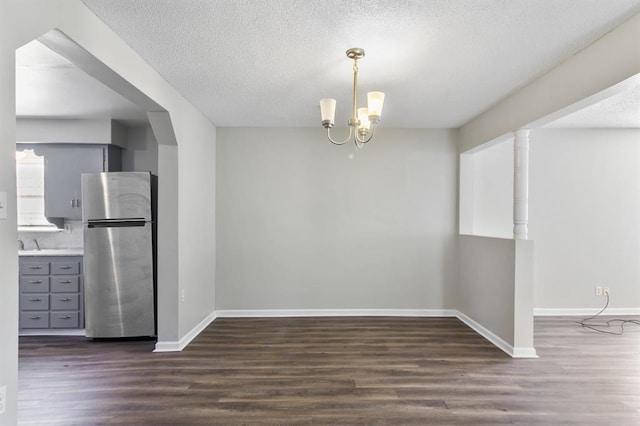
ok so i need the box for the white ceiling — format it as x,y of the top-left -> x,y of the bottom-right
16,40 -> 149,127
14,1 -> 640,129
544,84 -> 640,128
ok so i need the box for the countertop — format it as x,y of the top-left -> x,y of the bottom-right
19,249 -> 84,256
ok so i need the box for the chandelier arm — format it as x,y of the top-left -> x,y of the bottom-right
327,127 -> 353,145
354,125 -> 377,145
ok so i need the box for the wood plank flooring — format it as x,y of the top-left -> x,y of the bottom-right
18,316 -> 640,425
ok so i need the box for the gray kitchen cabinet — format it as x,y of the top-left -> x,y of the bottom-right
19,255 -> 84,330
43,145 -> 122,219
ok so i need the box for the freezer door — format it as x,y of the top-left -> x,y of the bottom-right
84,221 -> 155,338
82,172 -> 152,221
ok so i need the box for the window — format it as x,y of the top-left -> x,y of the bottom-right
16,149 -> 55,229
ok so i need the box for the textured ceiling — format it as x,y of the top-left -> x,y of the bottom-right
79,0 -> 640,128
544,84 -> 640,128
16,40 -> 149,127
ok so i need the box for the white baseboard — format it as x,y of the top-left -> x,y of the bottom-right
154,308 -> 541,359
215,309 -> 458,318
511,347 -> 539,358
456,311 -> 538,359
154,311 -> 217,353
535,307 -> 640,316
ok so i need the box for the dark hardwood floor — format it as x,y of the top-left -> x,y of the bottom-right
18,316 -> 640,425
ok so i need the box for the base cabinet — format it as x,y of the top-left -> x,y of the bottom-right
19,255 -> 84,330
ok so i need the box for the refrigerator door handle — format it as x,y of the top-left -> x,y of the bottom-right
87,220 -> 147,229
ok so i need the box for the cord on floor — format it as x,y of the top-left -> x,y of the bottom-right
575,293 -> 640,335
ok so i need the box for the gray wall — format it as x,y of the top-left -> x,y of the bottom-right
122,125 -> 158,174
462,128 -> 640,312
215,128 -> 458,311
458,235 -> 516,345
0,42 -> 20,426
530,129 -> 640,310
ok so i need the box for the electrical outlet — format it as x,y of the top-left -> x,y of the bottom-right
63,222 -> 71,233
180,289 -> 185,302
603,287 -> 610,296
0,384 -> 6,414
595,286 -> 603,296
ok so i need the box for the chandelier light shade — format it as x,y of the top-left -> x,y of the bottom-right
319,48 -> 385,148
320,98 -> 337,125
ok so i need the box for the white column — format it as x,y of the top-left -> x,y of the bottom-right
513,129 -> 530,239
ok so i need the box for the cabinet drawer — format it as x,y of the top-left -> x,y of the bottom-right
20,277 -> 50,293
51,276 -> 80,293
22,262 -> 50,275
20,312 -> 50,328
50,312 -> 80,328
51,261 -> 80,275
51,294 -> 80,311
20,294 -> 49,311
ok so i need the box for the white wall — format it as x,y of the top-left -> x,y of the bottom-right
0,42 -> 20,426
175,109 -> 216,337
122,126 -> 158,174
471,139 -> 513,238
530,129 -> 640,311
460,128 -> 640,312
216,128 -> 458,311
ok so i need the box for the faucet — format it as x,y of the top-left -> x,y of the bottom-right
33,238 -> 40,251
18,239 -> 24,250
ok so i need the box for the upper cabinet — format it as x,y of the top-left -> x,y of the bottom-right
45,145 -> 122,220
17,144 -> 122,221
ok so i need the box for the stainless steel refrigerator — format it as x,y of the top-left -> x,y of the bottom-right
82,171 -> 155,338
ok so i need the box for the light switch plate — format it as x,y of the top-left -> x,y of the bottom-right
0,191 -> 7,219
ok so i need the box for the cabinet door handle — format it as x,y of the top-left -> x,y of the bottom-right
58,315 -> 72,320
59,266 -> 73,270
58,298 -> 72,302
71,199 -> 76,208
28,316 -> 42,320
28,266 -> 42,270
59,280 -> 72,284
76,198 -> 81,208
28,280 -> 42,284
28,297 -> 42,302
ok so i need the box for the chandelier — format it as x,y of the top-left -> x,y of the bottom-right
319,48 -> 385,148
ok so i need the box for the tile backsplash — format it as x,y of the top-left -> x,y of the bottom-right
18,220 -> 83,250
